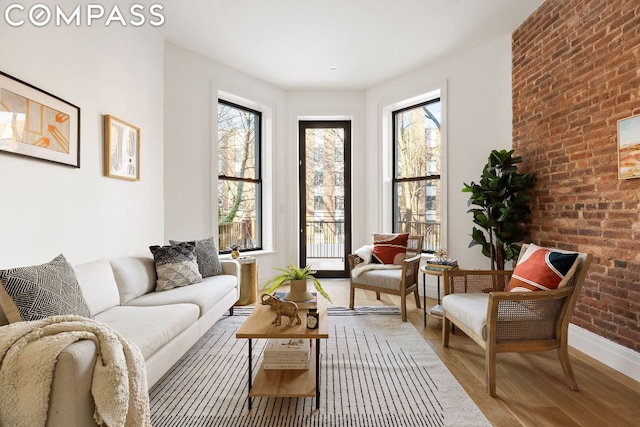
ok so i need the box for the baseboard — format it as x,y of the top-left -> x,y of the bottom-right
569,324 -> 640,383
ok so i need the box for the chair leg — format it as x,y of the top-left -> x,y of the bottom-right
413,287 -> 421,308
349,285 -> 355,309
376,292 -> 381,300
485,345 -> 497,397
400,294 -> 408,322
442,316 -> 450,347
558,345 -> 578,390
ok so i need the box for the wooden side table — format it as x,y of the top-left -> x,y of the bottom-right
235,257 -> 258,306
420,265 -> 458,326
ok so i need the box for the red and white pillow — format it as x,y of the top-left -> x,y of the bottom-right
507,244 -> 580,292
371,233 -> 409,265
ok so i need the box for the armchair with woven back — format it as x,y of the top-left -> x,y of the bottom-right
348,233 -> 423,322
440,243 -> 592,397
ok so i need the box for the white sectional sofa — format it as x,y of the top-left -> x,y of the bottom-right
0,254 -> 240,427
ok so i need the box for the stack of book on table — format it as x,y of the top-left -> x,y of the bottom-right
430,304 -> 445,316
263,338 -> 310,370
424,258 -> 458,270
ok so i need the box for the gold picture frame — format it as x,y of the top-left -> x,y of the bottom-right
618,113 -> 640,180
104,114 -> 140,181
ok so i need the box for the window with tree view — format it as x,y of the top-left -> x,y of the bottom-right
218,100 -> 261,253
393,98 -> 441,252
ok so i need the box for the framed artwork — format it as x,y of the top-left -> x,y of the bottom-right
104,114 -> 140,181
0,70 -> 80,167
618,114 -> 640,180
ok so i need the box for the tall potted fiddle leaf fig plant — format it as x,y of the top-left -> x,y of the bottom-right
462,149 -> 535,270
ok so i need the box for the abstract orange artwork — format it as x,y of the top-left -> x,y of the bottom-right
0,71 -> 80,167
618,114 -> 640,180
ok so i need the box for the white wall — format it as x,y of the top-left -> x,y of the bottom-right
164,35 -> 513,283
163,43 -> 290,280
163,44 -> 368,281
287,91 -> 366,257
0,17 -> 164,268
366,34 -> 514,270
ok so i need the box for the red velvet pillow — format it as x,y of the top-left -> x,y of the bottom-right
371,233 -> 409,265
507,244 -> 579,292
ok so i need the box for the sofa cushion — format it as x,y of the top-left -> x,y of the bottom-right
507,244 -> 579,292
94,303 -> 199,359
351,268 -> 409,290
169,237 -> 223,278
442,293 -> 490,340
73,260 -> 120,316
109,256 -> 157,305
125,274 -> 237,316
0,254 -> 91,322
149,242 -> 203,291
371,233 -> 409,265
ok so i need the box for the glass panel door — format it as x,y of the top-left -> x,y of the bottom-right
299,121 -> 351,278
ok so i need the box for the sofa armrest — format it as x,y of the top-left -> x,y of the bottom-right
47,340 -> 98,427
220,259 -> 241,284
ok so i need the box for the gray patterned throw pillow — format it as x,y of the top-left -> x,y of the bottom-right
169,237 -> 223,278
149,242 -> 203,291
0,254 -> 92,323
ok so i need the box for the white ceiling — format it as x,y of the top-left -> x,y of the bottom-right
157,0 -> 545,91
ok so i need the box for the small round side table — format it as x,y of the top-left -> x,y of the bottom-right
235,257 -> 258,306
420,265 -> 458,326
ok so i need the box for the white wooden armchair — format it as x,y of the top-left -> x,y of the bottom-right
441,244 -> 592,396
348,235 -> 423,322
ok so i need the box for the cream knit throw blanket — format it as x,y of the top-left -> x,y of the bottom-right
351,245 -> 402,278
0,315 -> 151,427
351,263 -> 401,278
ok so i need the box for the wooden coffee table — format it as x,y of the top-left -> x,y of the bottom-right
235,300 -> 329,410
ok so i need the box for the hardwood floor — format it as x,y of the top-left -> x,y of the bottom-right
318,279 -> 640,427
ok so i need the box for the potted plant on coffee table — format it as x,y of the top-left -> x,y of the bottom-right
261,263 -> 332,303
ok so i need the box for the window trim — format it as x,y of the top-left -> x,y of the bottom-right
390,96 -> 443,253
217,98 -> 263,253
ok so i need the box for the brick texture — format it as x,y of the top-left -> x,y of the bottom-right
513,0 -> 640,352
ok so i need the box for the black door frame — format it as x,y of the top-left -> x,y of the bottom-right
298,120 -> 352,278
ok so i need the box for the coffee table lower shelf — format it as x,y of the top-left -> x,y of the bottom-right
249,340 -> 318,398
236,302 -> 328,411
244,336 -> 322,410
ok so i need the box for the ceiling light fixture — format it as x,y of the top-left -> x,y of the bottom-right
329,65 -> 337,70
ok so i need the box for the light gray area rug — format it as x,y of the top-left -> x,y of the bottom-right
149,307 -> 490,427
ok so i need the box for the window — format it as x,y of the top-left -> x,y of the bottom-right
392,98 -> 441,252
334,165 -> 344,186
313,171 -> 324,187
314,146 -> 322,163
217,100 -> 261,252
314,196 -> 324,210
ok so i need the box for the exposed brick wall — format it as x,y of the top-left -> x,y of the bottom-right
512,0 -> 640,352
